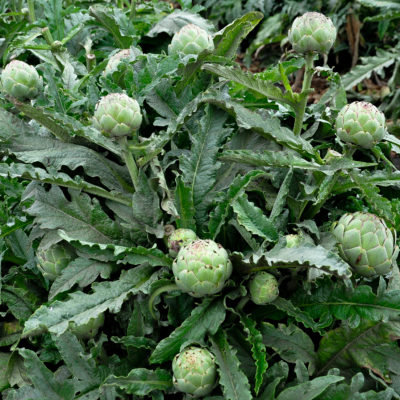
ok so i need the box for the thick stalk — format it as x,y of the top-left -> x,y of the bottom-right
27,0 -> 35,22
293,53 -> 314,135
148,283 -> 179,319
118,136 -> 139,190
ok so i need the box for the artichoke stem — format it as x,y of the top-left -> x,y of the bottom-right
293,53 -> 314,135
27,0 -> 36,22
148,283 -> 179,319
119,136 -> 139,190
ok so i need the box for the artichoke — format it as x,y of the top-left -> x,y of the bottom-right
333,212 -> 398,277
93,93 -> 142,137
37,244 -> 75,281
172,346 -> 217,397
1,60 -> 42,100
104,49 -> 135,76
288,12 -> 336,54
335,101 -> 386,149
249,272 -> 279,305
70,313 -> 105,339
167,228 -> 198,258
172,239 -> 232,297
168,24 -> 214,56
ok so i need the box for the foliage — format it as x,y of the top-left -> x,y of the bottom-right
1,0 -> 400,399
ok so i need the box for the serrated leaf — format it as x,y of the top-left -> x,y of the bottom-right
239,314 -> 267,395
18,348 -> 75,400
102,368 -> 172,395
180,105 -> 231,231
208,170 -> 266,239
0,163 -> 131,207
24,185 -> 126,245
317,320 -> 400,378
233,192 -> 278,242
210,329 -> 252,400
276,376 -> 344,400
57,230 -> 172,267
213,11 -> 263,59
52,331 -> 100,388
111,336 -> 157,350
203,64 -> 296,107
150,297 -> 225,364
260,323 -> 316,374
23,264 -> 157,337
293,280 -> 400,329
49,257 -> 112,300
341,50 -> 396,90
349,170 -> 394,223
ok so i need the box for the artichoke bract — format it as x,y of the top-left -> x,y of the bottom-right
335,101 -> 386,149
1,60 -> 42,100
36,244 -> 75,281
249,272 -> 279,305
288,12 -> 336,54
167,228 -> 197,258
93,93 -> 142,137
172,239 -> 232,297
172,346 -> 217,397
333,212 -> 398,277
70,314 -> 105,339
168,24 -> 214,56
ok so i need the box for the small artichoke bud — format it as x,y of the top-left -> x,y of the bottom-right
36,244 -> 75,281
335,101 -> 386,149
288,12 -> 336,54
93,93 -> 142,138
1,60 -> 42,100
167,228 -> 198,258
70,313 -> 105,339
333,212 -> 398,277
103,49 -> 134,76
172,346 -> 217,397
249,272 -> 279,305
324,149 -> 343,163
285,234 -> 301,248
172,239 -> 232,297
168,24 -> 214,56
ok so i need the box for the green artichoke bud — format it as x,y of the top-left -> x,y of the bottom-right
70,314 -> 105,339
167,228 -> 198,258
333,212 -> 398,277
1,60 -> 42,100
249,272 -> 279,305
172,346 -> 217,397
288,12 -> 336,54
93,93 -> 142,137
335,101 -> 386,149
285,234 -> 301,248
37,244 -> 75,281
168,24 -> 214,56
104,49 -> 134,76
172,239 -> 232,297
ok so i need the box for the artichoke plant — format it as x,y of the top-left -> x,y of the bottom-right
288,12 -> 336,54
36,244 -> 75,281
168,24 -> 214,55
249,272 -> 279,305
167,228 -> 198,257
70,314 -> 105,340
335,101 -> 386,149
1,60 -> 42,100
172,239 -> 232,297
93,93 -> 142,137
333,212 -> 398,277
172,346 -> 217,397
